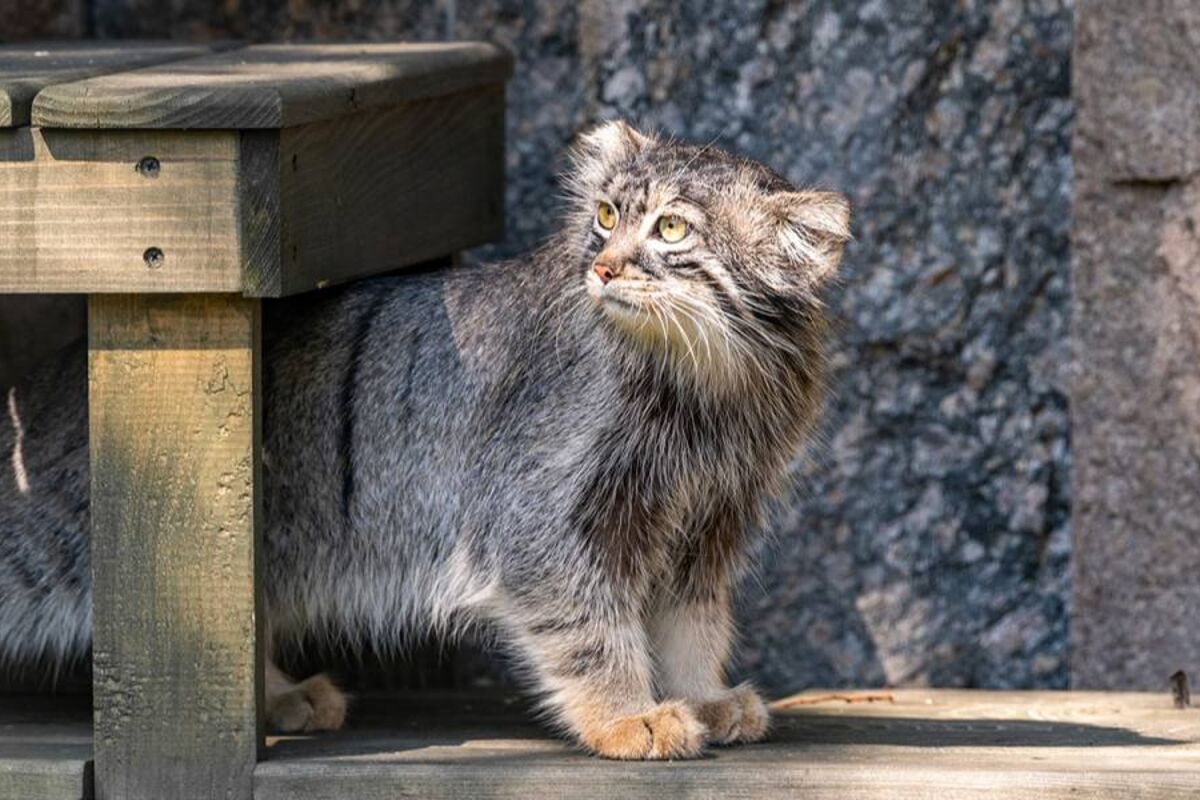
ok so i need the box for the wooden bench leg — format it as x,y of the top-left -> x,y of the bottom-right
88,294 -> 263,800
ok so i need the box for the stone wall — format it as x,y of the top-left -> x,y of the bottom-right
1071,1 -> 1200,690
2,0 -> 1074,693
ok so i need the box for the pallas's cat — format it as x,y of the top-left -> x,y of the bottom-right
0,122 -> 848,759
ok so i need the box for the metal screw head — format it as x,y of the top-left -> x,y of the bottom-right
136,156 -> 160,178
143,247 -> 165,269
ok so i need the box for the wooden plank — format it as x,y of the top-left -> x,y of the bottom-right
3,690 -> 1198,800
0,695 -> 92,800
0,42 -> 222,128
32,42 -> 514,130
237,130 -> 281,297
0,129 -> 240,293
88,294 -> 262,800
255,690 -> 1200,800
0,90 -> 503,295
255,84 -> 505,296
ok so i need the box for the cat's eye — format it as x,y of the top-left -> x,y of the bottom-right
657,214 -> 689,243
597,201 -> 618,231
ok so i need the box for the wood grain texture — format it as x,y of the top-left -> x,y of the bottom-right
0,89 -> 504,295
0,129 -> 241,293
88,295 -> 262,800
4,690 -> 1199,800
0,41 -> 220,128
32,42 -> 514,129
263,84 -> 506,296
237,130 -> 282,297
254,690 -> 1200,800
0,695 -> 92,800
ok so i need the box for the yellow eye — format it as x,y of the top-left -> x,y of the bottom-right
597,201 -> 618,231
657,214 -> 688,243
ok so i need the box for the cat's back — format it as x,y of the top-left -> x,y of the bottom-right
259,257 -> 604,636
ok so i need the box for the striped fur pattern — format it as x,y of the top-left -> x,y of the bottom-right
0,122 -> 849,759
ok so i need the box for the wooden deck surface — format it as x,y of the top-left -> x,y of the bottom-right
0,694 -> 91,800
3,689 -> 1198,799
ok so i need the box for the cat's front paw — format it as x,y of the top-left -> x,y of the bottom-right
581,701 -> 707,760
267,673 -> 348,733
691,684 -> 769,745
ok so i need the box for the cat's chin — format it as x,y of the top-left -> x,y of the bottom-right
593,300 -> 745,391
590,286 -> 659,343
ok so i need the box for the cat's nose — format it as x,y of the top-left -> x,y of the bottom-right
593,259 -> 620,285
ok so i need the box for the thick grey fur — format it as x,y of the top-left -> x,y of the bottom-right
0,122 -> 848,757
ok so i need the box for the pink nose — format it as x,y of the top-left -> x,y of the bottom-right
593,259 -> 620,285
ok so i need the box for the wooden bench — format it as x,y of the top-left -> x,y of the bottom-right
0,40 -> 509,800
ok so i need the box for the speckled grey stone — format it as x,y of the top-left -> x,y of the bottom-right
23,0 -> 1074,693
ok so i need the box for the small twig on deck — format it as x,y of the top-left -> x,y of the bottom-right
770,691 -> 896,711
1170,670 -> 1191,709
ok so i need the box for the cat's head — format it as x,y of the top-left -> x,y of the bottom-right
568,121 -> 850,388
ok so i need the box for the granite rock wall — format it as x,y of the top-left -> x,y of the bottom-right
4,0 -> 1074,692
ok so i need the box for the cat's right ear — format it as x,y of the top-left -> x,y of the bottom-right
578,120 -> 654,160
569,121 -> 654,190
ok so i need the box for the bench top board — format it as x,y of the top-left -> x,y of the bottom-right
30,42 -> 514,130
0,41 -> 510,297
0,42 -> 222,128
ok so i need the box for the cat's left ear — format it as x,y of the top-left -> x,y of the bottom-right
770,190 -> 851,284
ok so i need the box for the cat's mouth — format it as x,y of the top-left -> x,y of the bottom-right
586,269 -> 646,320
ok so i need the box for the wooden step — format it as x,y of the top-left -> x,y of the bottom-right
5,689 -> 1197,799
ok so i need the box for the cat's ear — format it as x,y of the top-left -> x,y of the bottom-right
569,121 -> 654,190
769,190 -> 851,285
578,120 -> 655,161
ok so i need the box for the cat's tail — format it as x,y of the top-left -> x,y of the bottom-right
0,340 -> 92,670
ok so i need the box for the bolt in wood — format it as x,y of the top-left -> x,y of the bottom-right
136,156 -> 160,177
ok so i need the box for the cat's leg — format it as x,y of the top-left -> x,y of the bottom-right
505,592 -> 707,759
649,584 -> 769,745
264,658 -> 348,733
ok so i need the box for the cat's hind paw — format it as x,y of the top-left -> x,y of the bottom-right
267,672 -> 348,733
582,701 -> 707,760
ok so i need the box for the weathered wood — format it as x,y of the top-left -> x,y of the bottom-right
0,42 -> 219,128
0,78 -> 504,296
262,84 -> 506,296
237,130 -> 282,297
88,294 -> 262,800
5,689 -> 1199,800
32,42 -> 514,130
0,130 -> 241,293
253,690 -> 1200,800
0,695 -> 92,800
